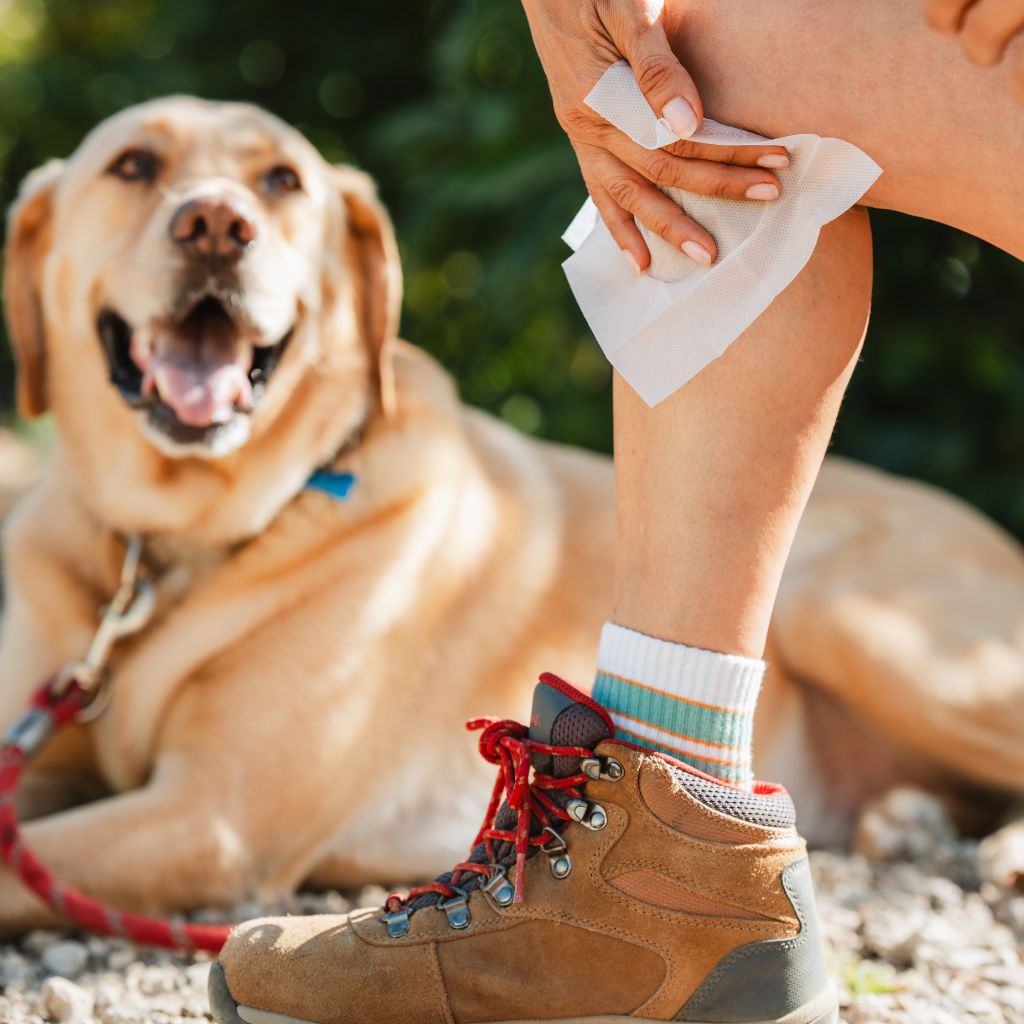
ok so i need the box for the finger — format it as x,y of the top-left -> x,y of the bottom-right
577,141 -> 652,270
665,139 -> 791,170
588,146 -> 719,265
925,0 -> 976,33
589,178 -> 652,273
1015,49 -> 1024,101
605,8 -> 704,139
600,131 -> 783,201
960,0 -> 1024,63
566,97 -> 790,171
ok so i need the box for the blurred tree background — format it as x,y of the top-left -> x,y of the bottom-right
1,0 -> 1023,532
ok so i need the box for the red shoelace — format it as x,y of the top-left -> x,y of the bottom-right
385,717 -> 592,913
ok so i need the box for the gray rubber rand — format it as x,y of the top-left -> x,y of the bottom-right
208,964 -> 246,1024
675,858 -> 833,1023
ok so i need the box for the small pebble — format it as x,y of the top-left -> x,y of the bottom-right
22,930 -> 63,956
231,901 -> 264,923
978,822 -> 1024,891
183,960 -> 211,988
41,940 -> 89,979
40,976 -> 94,1023
106,945 -> 136,972
855,788 -> 956,863
0,949 -> 32,987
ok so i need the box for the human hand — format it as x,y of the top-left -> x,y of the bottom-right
521,0 -> 789,270
925,0 -> 1024,100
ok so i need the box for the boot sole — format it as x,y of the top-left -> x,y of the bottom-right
209,962 -> 838,1024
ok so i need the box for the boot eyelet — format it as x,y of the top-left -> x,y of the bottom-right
549,854 -> 572,879
581,756 -> 624,782
541,827 -> 572,879
482,866 -> 515,907
567,798 -> 608,831
438,890 -> 471,930
382,908 -> 410,938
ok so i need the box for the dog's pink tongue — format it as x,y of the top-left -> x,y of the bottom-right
139,324 -> 253,428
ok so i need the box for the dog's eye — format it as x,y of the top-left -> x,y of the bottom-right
107,149 -> 160,183
263,165 -> 302,196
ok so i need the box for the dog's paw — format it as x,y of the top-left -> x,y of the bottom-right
854,787 -> 957,863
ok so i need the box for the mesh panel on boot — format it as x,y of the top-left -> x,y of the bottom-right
666,765 -> 796,829
550,702 -> 612,775
551,700 -> 611,748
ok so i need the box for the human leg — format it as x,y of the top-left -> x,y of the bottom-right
595,0 -> 1023,786
596,210 -> 871,785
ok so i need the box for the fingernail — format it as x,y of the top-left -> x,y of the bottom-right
622,250 -> 643,275
661,97 -> 698,140
681,240 -> 712,266
746,182 -> 780,201
756,154 -> 790,169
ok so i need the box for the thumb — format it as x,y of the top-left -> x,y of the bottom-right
614,16 -> 703,140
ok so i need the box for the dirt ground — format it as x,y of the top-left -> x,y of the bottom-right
1,837 -> 1023,1024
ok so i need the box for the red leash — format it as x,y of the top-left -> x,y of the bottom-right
0,537 -> 230,953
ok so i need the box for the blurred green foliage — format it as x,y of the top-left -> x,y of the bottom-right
1,0 -> 1023,533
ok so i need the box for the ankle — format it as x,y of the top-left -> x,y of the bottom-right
594,623 -> 764,789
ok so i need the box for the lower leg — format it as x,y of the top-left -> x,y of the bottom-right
596,209 -> 873,784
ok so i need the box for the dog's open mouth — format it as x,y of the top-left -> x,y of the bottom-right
97,297 -> 291,448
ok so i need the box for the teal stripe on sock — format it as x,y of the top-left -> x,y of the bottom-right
593,670 -> 754,753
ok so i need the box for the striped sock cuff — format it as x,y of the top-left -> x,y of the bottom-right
594,623 -> 764,786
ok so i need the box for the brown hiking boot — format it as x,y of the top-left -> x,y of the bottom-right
210,675 -> 837,1024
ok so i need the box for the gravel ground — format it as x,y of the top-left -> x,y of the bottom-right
2,809 -> 1022,1024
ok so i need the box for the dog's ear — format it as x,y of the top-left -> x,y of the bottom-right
3,159 -> 64,418
335,166 -> 401,419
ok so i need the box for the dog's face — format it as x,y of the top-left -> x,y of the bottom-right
82,99 -> 333,456
4,95 -> 399,468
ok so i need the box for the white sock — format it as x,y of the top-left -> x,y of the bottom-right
593,623 -> 764,788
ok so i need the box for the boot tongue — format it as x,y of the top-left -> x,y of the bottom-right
529,673 -> 615,776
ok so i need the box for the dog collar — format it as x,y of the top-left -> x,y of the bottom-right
305,469 -> 357,501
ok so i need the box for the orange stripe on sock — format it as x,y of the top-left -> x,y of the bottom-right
611,710 -> 749,754
597,669 -> 753,716
615,726 -> 749,769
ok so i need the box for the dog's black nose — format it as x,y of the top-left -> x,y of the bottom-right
169,196 -> 257,261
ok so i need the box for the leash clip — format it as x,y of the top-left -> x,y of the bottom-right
2,705 -> 56,757
51,535 -> 156,712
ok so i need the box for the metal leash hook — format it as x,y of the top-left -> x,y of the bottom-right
51,534 -> 156,721
0,532 -> 230,953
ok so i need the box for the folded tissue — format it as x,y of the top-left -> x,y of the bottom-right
562,61 -> 882,406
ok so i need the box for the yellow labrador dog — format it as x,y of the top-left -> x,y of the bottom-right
1,97 -> 1023,931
